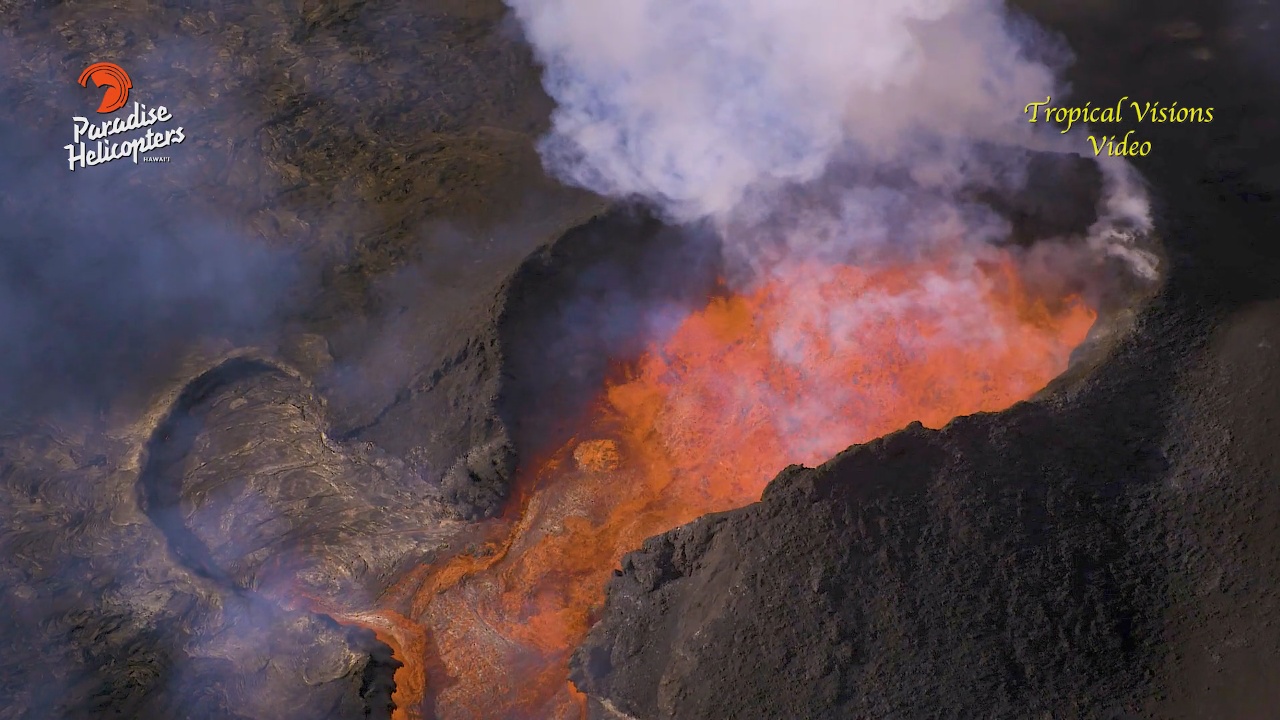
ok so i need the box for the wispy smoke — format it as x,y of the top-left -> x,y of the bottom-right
0,31 -> 326,719
506,0 -> 1157,278
0,120 -> 299,421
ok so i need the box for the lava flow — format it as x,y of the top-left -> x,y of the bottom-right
386,246 -> 1097,719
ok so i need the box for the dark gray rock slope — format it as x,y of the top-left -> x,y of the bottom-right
571,1 -> 1280,718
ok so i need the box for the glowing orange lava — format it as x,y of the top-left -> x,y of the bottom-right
389,248 -> 1096,719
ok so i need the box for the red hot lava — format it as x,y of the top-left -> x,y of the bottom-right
367,245 -> 1096,719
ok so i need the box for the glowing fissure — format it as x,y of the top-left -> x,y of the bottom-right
379,246 -> 1095,719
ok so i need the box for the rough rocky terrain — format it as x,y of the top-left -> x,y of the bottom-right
0,0 -> 1276,719
572,1 -> 1280,718
0,1 -> 600,717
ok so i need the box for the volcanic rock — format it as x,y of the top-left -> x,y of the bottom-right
0,1 -> 602,716
571,1 -> 1280,718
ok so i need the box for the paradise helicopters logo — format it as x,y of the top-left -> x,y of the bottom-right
65,62 -> 186,171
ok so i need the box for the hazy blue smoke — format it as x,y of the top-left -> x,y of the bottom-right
0,120 -> 298,419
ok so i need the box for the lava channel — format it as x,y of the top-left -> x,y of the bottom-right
383,245 -> 1096,719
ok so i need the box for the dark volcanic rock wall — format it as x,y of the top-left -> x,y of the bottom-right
572,1 -> 1280,718
573,328 -> 1180,718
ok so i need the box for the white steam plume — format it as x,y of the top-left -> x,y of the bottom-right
507,0 -> 1157,280
510,0 -> 1054,215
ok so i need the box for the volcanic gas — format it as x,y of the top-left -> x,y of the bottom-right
364,240 -> 1096,719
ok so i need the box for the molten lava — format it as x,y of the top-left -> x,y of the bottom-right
385,248 -> 1096,719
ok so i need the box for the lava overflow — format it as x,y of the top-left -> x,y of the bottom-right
378,245 -> 1096,719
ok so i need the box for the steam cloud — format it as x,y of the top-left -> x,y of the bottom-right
506,0 -> 1157,278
